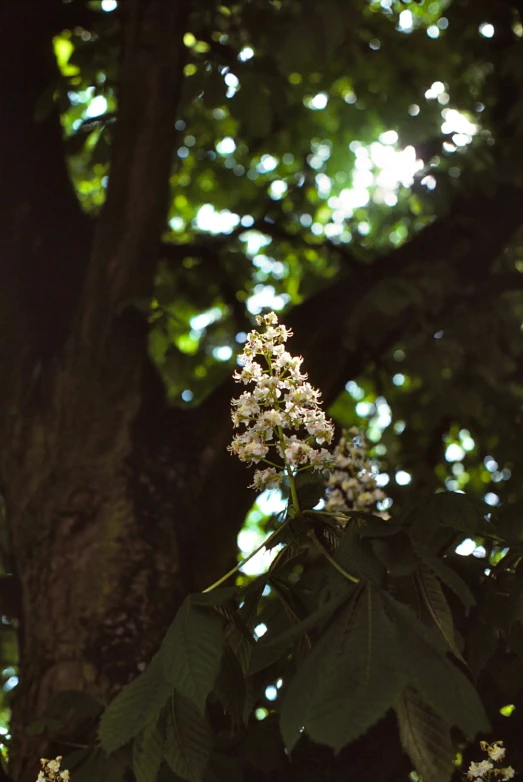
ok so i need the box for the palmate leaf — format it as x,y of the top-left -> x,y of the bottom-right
295,471 -> 325,510
160,596 -> 224,714
271,579 -> 312,665
371,532 -> 418,576
409,492 -> 482,546
99,653 -> 172,754
280,584 -> 405,753
357,517 -> 403,537
213,644 -> 246,728
415,564 -> 464,660
164,692 -> 212,782
267,541 -> 307,574
415,549 -> 476,612
383,593 -> 489,738
225,585 -> 260,675
133,710 -> 165,782
249,583 -> 356,675
334,524 -> 386,585
466,617 -> 499,680
396,687 -> 455,782
280,588 -> 362,751
304,585 -> 405,751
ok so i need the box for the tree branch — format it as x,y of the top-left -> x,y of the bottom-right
0,0 -> 93,410
76,0 -> 190,359
287,183 -> 523,402
195,182 -> 523,458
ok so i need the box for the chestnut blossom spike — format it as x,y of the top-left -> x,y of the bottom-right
228,312 -> 335,488
325,427 -> 388,518
467,740 -> 516,781
36,756 -> 70,781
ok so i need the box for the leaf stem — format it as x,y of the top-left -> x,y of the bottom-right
308,531 -> 360,584
203,517 -> 292,593
306,509 -> 350,520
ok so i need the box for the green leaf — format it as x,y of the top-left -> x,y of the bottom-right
415,565 -> 464,660
164,692 -> 212,782
213,645 -> 246,728
295,472 -> 325,510
417,551 -> 476,612
160,596 -> 225,714
223,585 -> 259,675
409,493 -> 482,546
271,579 -> 312,664
280,589 -> 362,751
249,584 -> 355,675
383,593 -> 489,738
133,711 -> 165,782
357,518 -> 403,538
435,493 -> 483,534
304,585 -> 405,751
99,653 -> 172,754
466,617 -> 498,679
267,542 -> 307,575
281,585 -> 404,753
334,524 -> 386,585
371,533 -> 418,576
396,687 -> 455,782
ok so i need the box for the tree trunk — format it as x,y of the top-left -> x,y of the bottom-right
0,2 -> 251,779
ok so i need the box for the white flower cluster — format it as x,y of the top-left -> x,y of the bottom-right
325,427 -> 387,518
37,757 -> 70,781
229,312 -> 334,491
467,741 -> 515,780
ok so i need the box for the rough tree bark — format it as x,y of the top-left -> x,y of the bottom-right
1,1 -> 523,781
0,2 -> 206,779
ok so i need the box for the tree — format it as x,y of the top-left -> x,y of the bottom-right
1,0 -> 523,780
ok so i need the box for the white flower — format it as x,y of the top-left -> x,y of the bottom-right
37,773 -> 45,782
467,759 -> 493,779
325,429 -> 388,517
488,743 -> 506,762
251,467 -> 284,491
309,448 -> 335,471
47,760 -> 60,773
59,772 -> 70,781
501,767 -> 515,779
229,312 -> 335,486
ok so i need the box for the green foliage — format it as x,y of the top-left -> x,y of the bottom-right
281,584 -> 405,752
164,693 -> 213,782
415,563 -> 464,659
95,489 -> 519,782
396,688 -> 455,782
383,592 -> 489,738
133,713 -> 165,782
159,596 -> 225,715
99,653 -> 172,754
